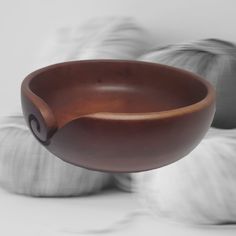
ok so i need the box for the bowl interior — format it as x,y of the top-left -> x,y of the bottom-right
29,61 -> 208,127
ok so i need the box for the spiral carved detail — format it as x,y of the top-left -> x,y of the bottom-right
28,114 -> 50,145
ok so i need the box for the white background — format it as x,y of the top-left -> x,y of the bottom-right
0,0 -> 235,115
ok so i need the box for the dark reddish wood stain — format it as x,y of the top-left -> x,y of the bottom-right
21,60 -> 216,172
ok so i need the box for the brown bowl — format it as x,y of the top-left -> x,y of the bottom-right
21,60 -> 215,172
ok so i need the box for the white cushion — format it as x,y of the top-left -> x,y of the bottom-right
35,16 -> 151,68
0,116 -> 112,196
133,127 -> 236,224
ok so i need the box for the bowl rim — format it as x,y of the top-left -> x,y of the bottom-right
22,59 -> 216,121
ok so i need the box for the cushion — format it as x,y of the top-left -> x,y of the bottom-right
133,127 -> 236,224
0,116 -> 112,196
139,39 -> 236,129
36,16 -> 151,68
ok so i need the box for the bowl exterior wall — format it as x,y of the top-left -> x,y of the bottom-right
45,102 -> 215,172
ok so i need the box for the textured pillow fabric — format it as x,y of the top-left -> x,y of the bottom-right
0,116 -> 112,197
111,173 -> 133,192
132,127 -> 236,225
0,17 -> 151,196
36,16 -> 151,68
139,38 -> 236,129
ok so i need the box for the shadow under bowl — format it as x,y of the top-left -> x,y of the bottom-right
21,60 -> 215,172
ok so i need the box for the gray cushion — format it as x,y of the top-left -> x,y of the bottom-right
139,39 -> 236,129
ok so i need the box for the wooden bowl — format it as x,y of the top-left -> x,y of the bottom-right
21,60 -> 215,172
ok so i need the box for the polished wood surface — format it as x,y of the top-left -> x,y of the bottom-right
21,60 -> 215,172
